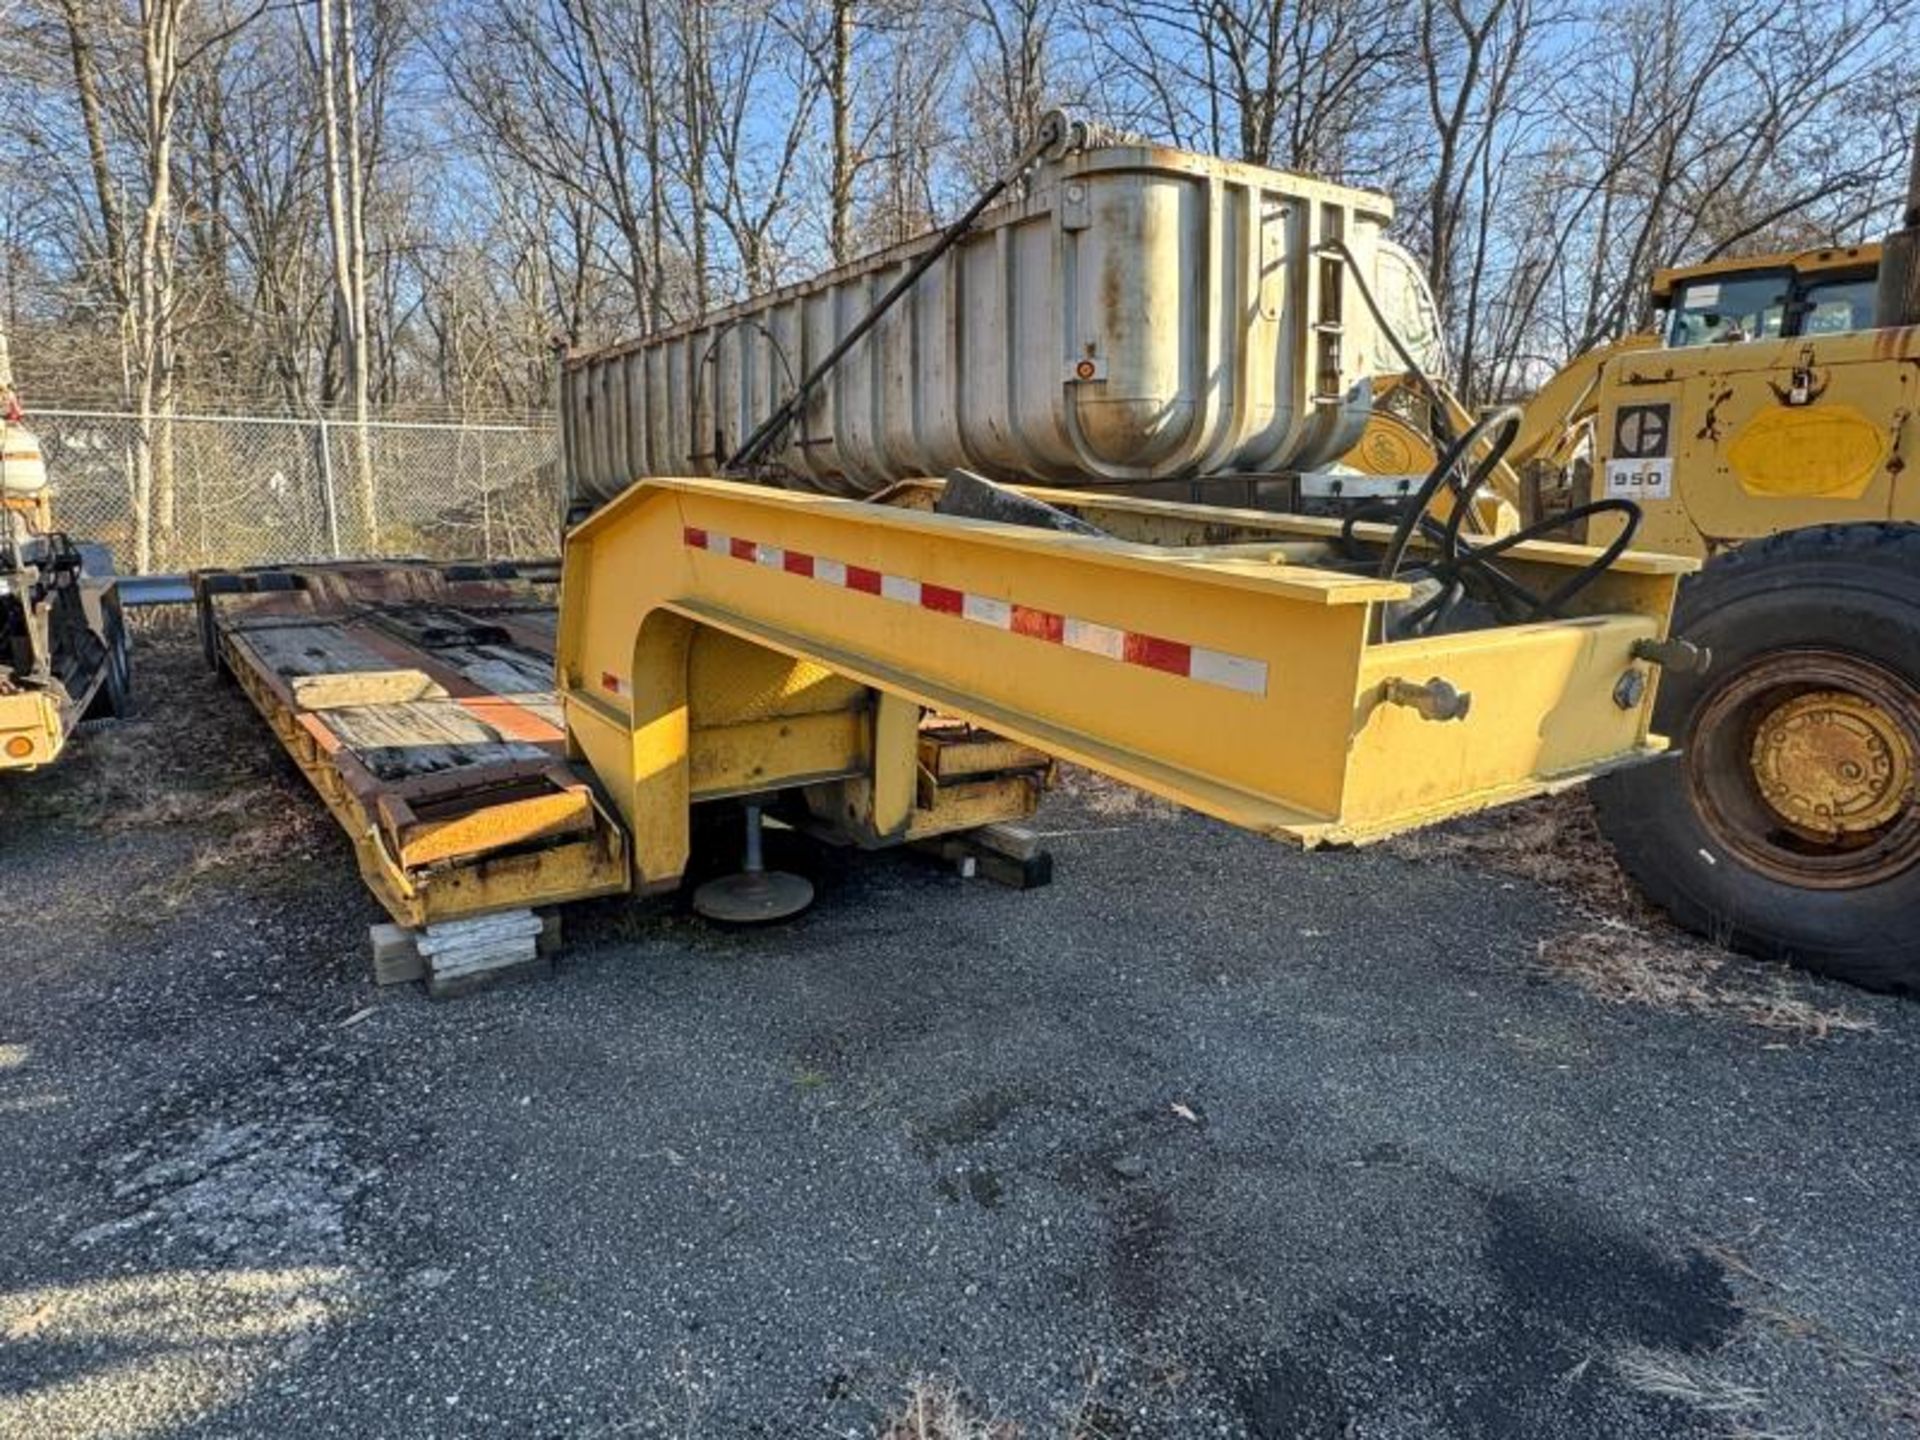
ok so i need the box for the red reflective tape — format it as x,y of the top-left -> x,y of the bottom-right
920,583 -> 964,615
673,528 -> 1265,694
600,671 -> 622,694
1011,605 -> 1064,643
1123,633 -> 1192,676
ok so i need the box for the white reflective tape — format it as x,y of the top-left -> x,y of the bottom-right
1190,648 -> 1268,695
1063,617 -> 1125,659
962,594 -> 1012,629
683,528 -> 1268,697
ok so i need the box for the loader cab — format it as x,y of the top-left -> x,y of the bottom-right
1651,244 -> 1881,350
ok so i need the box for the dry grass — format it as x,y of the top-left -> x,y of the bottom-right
1048,764 -> 1185,823
1610,1346 -> 1768,1418
1394,793 -> 1876,1040
33,617 -> 282,825
132,822 -> 325,911
876,1362 -> 1124,1440
1745,1301 -> 1920,1431
878,1379 -> 1019,1440
1696,1239 -> 1920,1435
1535,926 -> 1875,1039
1387,790 -> 1654,921
22,622 -> 329,907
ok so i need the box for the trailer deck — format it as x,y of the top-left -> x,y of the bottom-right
196,561 -> 628,928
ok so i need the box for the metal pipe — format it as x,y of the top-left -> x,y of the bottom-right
742,803 -> 765,875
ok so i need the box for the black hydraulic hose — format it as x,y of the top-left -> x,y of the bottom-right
727,113 -> 1075,473
1376,406 -> 1522,583
1447,498 -> 1645,618
1348,404 -> 1642,633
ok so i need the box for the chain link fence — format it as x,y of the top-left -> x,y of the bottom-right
27,408 -> 561,573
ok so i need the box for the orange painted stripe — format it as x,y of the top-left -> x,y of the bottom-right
456,695 -> 565,745
297,711 -> 344,755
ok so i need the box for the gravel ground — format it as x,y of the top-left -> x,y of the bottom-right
2,629 -> 1916,1439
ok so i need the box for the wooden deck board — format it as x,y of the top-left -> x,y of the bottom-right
244,624 -> 399,679
319,698 -> 551,780
202,560 -> 629,927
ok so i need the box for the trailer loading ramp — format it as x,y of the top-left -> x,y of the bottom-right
196,561 -> 628,930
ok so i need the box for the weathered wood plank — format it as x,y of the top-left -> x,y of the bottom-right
396,787 -> 594,868
243,624 -> 395,679
292,668 -> 447,709
324,698 -> 526,750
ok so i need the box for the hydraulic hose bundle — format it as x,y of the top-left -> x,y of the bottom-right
1344,406 -> 1643,639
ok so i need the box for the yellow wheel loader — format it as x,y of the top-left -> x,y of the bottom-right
1345,222 -> 1918,989
1343,242 -> 1882,520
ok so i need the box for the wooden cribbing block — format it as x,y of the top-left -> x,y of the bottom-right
370,922 -> 425,985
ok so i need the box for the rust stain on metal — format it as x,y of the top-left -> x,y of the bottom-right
1697,384 -> 1735,443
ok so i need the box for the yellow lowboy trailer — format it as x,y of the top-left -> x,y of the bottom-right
558,474 -> 1691,898
196,470 -> 1688,954
193,114 -> 1699,945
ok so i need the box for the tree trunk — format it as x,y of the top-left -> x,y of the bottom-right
136,0 -> 184,572
340,0 -> 377,548
1875,120 -> 1920,328
828,0 -> 855,264
317,0 -> 377,548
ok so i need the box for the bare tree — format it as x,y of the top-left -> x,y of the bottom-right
311,0 -> 378,541
2,0 -> 1914,475
1080,0 -> 1409,174
1529,0 -> 1916,360
1407,0 -> 1545,396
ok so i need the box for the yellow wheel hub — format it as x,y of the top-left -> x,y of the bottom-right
1749,688 -> 1914,838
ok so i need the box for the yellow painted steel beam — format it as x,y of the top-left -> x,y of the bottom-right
689,709 -> 869,798
559,478 -> 1687,890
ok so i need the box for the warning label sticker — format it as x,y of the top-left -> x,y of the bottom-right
1605,457 -> 1674,501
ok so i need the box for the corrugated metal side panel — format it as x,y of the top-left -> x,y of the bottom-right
563,145 -> 1391,510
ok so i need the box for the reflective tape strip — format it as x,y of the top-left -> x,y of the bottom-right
682,524 -> 1268,696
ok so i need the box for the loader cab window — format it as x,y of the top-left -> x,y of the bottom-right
1796,276 -> 1877,336
1663,271 -> 1790,349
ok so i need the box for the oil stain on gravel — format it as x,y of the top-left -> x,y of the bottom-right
1224,1187 -> 1739,1438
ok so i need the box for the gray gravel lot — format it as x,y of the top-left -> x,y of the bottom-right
2,630 -> 1917,1439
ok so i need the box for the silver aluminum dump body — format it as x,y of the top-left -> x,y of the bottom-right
562,143 -> 1396,511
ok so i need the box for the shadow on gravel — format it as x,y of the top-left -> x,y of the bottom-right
1224,1190 -> 1738,1439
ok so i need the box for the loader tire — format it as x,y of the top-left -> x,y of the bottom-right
1590,523 -> 1920,993
86,592 -> 133,720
